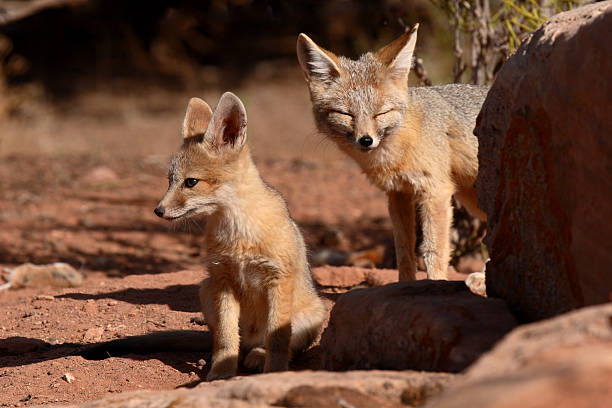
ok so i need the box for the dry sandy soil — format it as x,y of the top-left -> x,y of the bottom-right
0,73 -> 482,406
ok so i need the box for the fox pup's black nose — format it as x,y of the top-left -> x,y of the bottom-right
154,207 -> 165,218
358,135 -> 373,147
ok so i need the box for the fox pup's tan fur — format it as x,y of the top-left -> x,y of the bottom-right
155,92 -> 327,381
297,25 -> 488,281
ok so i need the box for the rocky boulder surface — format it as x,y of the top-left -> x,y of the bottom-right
319,281 -> 517,372
425,303 -> 612,408
475,1 -> 612,321
63,370 -> 454,408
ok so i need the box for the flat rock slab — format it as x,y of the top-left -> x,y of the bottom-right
62,370 -> 455,408
426,303 -> 612,408
320,280 -> 517,372
311,266 -> 472,289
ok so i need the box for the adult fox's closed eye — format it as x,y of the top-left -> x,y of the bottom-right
156,92 -> 326,380
297,24 -> 488,281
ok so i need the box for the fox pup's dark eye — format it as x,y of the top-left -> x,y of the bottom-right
184,178 -> 199,188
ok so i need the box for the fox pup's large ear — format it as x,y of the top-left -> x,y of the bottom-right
297,33 -> 341,83
182,98 -> 213,139
204,92 -> 247,154
377,24 -> 419,81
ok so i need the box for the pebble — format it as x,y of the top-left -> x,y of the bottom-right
83,327 -> 104,343
62,373 -> 75,384
34,295 -> 54,301
190,315 -> 206,325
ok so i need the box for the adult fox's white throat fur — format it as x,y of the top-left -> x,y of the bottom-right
156,92 -> 327,381
297,25 -> 488,281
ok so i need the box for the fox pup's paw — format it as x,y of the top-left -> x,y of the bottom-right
243,347 -> 266,372
206,356 -> 238,381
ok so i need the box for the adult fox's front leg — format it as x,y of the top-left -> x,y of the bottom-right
388,190 -> 417,281
418,185 -> 454,280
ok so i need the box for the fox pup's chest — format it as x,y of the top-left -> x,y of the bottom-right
205,254 -> 280,293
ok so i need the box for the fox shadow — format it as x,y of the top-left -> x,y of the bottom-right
0,330 -> 323,387
0,332 -> 210,378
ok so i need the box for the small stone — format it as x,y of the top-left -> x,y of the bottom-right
19,394 -> 31,402
9,263 -> 82,289
62,373 -> 75,384
190,315 -> 206,326
465,272 -> 486,297
197,359 -> 207,367
34,295 -> 54,301
83,327 -> 104,343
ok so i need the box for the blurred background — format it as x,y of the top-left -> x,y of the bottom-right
0,0 -> 458,159
2,0 -> 580,276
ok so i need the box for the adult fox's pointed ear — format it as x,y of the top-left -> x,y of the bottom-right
297,33 -> 341,83
377,23 -> 419,80
204,92 -> 247,154
182,97 -> 213,139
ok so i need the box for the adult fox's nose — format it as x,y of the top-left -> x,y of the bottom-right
154,207 -> 165,218
358,135 -> 373,147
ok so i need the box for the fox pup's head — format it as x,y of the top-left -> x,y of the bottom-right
297,25 -> 418,153
155,92 -> 248,220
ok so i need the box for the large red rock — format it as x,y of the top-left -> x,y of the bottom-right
319,281 -> 517,372
475,1 -> 612,321
425,303 -> 612,408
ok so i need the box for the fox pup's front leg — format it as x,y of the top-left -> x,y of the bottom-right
264,275 -> 294,372
388,190 -> 418,281
418,186 -> 454,280
205,277 -> 240,381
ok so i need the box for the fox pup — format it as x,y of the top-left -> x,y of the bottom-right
155,92 -> 327,381
297,25 -> 488,281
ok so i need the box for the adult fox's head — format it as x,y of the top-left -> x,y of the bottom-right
155,92 -> 248,220
297,25 -> 418,153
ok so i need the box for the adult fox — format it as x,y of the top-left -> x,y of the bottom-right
297,25 -> 488,281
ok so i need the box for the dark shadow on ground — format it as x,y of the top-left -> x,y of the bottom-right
0,331 -> 212,377
57,284 -> 201,312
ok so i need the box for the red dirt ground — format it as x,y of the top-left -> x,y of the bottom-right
0,153 -> 390,407
0,76 -> 482,407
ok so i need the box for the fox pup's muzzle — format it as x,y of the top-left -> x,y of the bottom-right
154,207 -> 165,218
